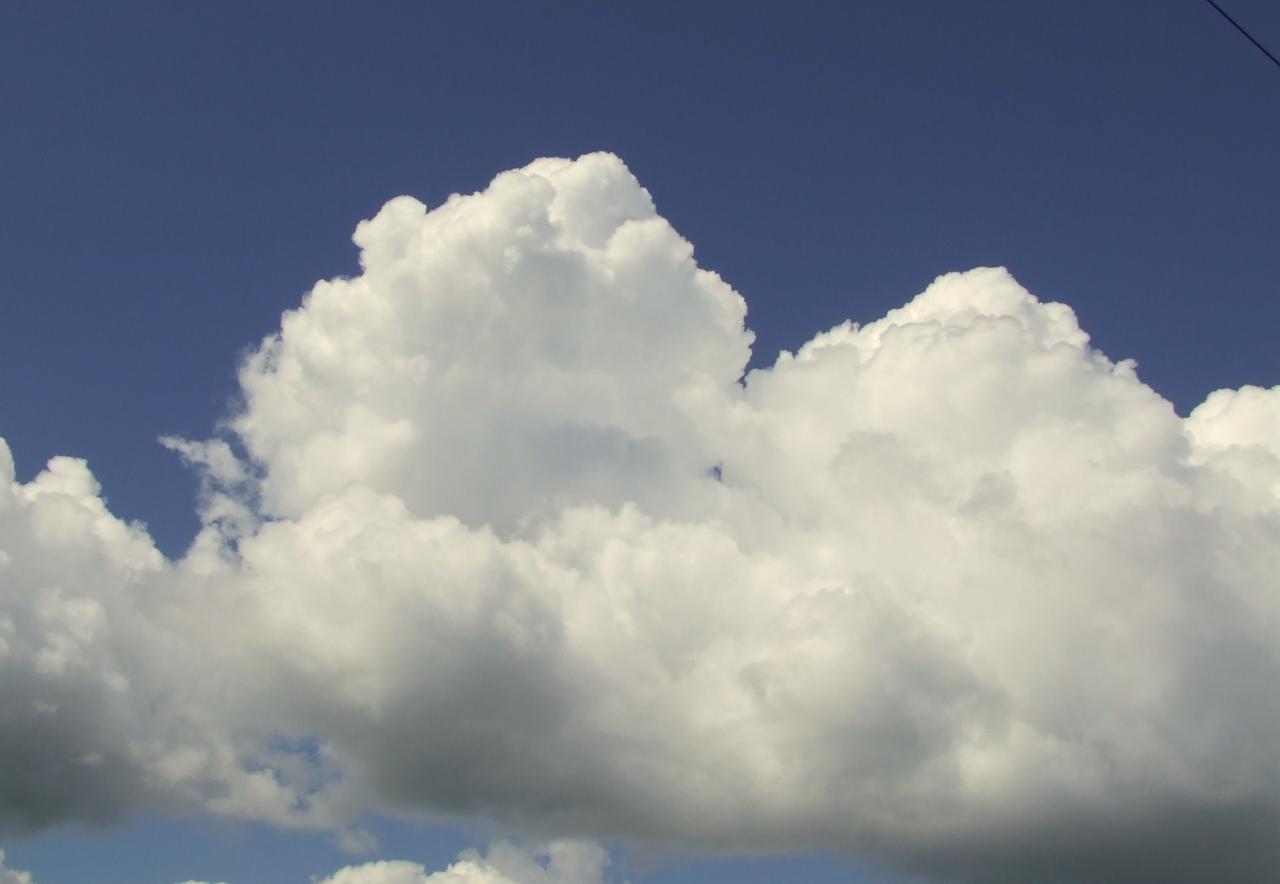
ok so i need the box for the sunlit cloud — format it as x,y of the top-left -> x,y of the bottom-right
2,154 -> 1277,883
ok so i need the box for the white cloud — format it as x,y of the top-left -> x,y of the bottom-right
316,840 -> 613,884
1,153 -> 1278,882
0,449 -> 182,830
0,851 -> 35,884
230,153 -> 750,532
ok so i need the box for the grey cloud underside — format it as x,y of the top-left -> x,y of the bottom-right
1,153 -> 1278,884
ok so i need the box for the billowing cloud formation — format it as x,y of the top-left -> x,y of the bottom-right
230,154 -> 750,533
1,153 -> 1279,883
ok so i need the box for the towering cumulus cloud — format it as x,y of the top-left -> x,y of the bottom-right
2,153 -> 1278,883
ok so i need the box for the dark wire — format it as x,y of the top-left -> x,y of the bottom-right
1203,0 -> 1280,70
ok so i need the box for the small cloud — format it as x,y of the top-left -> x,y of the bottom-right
315,840 -> 615,884
0,850 -> 36,884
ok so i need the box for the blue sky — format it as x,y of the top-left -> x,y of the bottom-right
1,2 -> 1278,883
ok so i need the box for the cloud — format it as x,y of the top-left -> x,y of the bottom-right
229,153 -> 750,531
2,153 -> 1279,883
0,447 -> 339,835
154,840 -> 611,884
0,451 -> 189,831
0,851 -> 35,884
315,840 -> 614,884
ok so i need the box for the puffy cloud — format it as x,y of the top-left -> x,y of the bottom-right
316,840 -> 613,884
230,153 -> 750,531
0,851 -> 35,884
0,446 -> 179,831
2,153 -> 1279,883
0,442 -> 351,836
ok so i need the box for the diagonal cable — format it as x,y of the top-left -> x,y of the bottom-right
1204,0 -> 1280,69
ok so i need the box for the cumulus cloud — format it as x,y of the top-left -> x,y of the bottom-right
0,449 -> 199,831
2,153 -> 1279,883
230,153 -> 750,531
155,840 -> 610,884
0,851 -> 35,884
316,840 -> 613,884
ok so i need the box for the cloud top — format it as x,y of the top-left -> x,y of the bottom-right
232,152 -> 750,530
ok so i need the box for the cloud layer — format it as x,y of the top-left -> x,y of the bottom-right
2,153 -> 1278,883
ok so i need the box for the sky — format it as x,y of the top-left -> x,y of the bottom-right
0,2 -> 1278,883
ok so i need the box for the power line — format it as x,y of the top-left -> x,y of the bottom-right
1203,0 -> 1280,70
